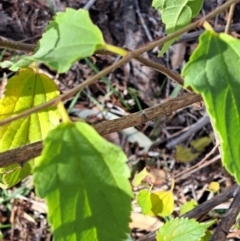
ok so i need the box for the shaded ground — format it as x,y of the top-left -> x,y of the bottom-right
0,0 -> 240,240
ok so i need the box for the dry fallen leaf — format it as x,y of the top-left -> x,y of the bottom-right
129,212 -> 162,231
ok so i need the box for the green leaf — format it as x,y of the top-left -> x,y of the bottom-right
156,218 -> 211,241
8,57 -> 36,72
150,190 -> 174,217
182,30 -> 240,183
33,122 -> 133,241
175,145 -> 199,162
152,0 -> 203,55
10,9 -> 106,73
0,67 -> 59,188
207,181 -> 220,193
0,60 -> 13,69
152,0 -> 164,10
132,167 -> 151,187
200,219 -> 215,230
137,190 -> 152,215
179,199 -> 198,215
200,230 -> 212,241
190,136 -> 211,152
187,0 -> 204,18
0,163 -> 33,189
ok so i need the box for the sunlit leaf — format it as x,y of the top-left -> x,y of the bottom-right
156,218 -> 213,241
190,136 -> 211,152
208,181 -> 220,193
179,199 -> 198,215
187,0 -> 205,18
183,30 -> 240,183
34,122 -> 133,241
175,145 -> 199,163
9,9 -> 106,73
200,230 -> 213,241
0,60 -> 13,69
150,190 -> 174,217
0,67 -> 59,188
132,167 -> 153,187
137,190 -> 152,215
0,163 -> 32,189
152,0 -> 204,55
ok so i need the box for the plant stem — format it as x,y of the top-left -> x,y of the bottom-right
57,101 -> 71,123
0,0 -> 237,127
103,44 -> 128,56
203,21 -> 214,32
170,178 -> 175,192
225,3 -> 236,33
135,55 -> 185,87
0,92 -> 202,166
0,37 -> 35,52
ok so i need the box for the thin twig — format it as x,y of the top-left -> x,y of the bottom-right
184,184 -> 238,220
174,143 -> 220,180
175,154 -> 221,183
94,93 -> 201,135
0,36 -> 35,52
0,54 -> 185,126
2,23 -> 240,53
0,0 -> 237,128
0,93 -> 202,167
176,23 -> 240,44
210,186 -> 240,241
134,0 -> 153,41
0,35 -> 186,89
225,3 -> 236,33
166,114 -> 210,149
0,23 -> 239,102
135,56 -> 185,87
83,0 -> 96,10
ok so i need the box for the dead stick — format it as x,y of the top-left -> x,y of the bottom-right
210,185 -> 240,241
2,23 -> 240,52
0,92 -> 201,167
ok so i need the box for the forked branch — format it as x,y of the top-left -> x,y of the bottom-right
0,93 -> 201,167
0,0 -> 237,127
